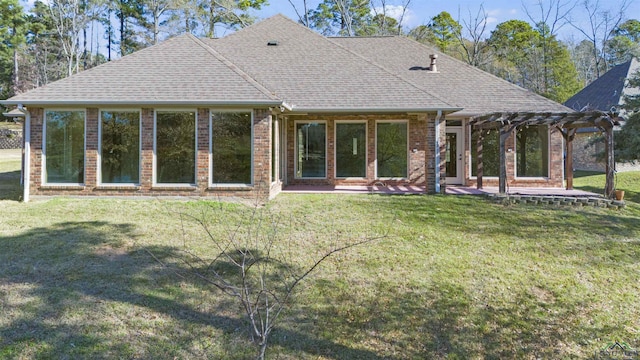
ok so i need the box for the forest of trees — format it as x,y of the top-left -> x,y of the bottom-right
1,0 -> 639,107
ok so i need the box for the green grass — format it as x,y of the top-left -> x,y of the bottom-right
1,153 -> 639,359
574,170 -> 640,203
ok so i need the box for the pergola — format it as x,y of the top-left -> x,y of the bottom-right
469,111 -> 619,198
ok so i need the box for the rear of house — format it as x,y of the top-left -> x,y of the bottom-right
2,15 -> 575,202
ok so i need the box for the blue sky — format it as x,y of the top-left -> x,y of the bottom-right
256,0 -> 640,40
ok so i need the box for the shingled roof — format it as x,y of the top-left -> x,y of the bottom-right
564,58 -> 640,114
330,35 -> 572,117
201,15 -> 459,112
3,34 -> 280,106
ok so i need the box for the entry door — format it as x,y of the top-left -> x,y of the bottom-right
446,127 -> 464,185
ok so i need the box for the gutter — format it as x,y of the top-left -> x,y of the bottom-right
289,106 -> 462,114
0,99 -> 286,107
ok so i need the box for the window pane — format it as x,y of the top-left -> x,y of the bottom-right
101,111 -> 140,183
296,123 -> 326,178
471,129 -> 500,177
212,112 -> 252,184
156,111 -> 196,184
336,123 -> 366,178
271,118 -> 277,182
516,125 -> 549,177
45,111 -> 85,183
377,122 -> 407,178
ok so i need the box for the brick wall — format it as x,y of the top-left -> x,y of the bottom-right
27,107 -> 276,201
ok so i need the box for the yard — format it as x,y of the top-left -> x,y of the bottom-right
1,150 -> 639,359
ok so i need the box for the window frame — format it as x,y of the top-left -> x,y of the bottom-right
375,120 -> 409,180
42,109 -> 87,186
208,109 -> 254,188
98,109 -> 142,186
294,120 -> 328,180
334,120 -> 368,180
153,109 -> 198,187
514,125 -> 551,179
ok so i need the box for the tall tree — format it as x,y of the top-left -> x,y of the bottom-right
456,4 -> 491,68
488,20 -> 541,88
426,11 -> 462,52
605,19 -> 640,66
0,0 -> 27,97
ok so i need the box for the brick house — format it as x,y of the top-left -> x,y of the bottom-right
2,14 -> 574,202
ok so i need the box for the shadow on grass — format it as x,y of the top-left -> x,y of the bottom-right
0,170 -> 22,201
0,221 -> 389,359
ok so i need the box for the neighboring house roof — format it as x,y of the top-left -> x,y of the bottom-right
202,15 -> 458,113
564,58 -> 640,114
3,34 -> 280,106
330,35 -> 573,117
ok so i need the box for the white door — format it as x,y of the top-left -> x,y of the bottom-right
445,127 -> 464,185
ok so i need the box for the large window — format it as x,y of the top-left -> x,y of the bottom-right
100,111 -> 140,184
471,128 -> 500,177
211,111 -> 252,185
155,111 -> 196,184
45,110 -> 85,184
296,122 -> 326,178
335,122 -> 366,178
376,122 -> 407,178
516,125 -> 549,177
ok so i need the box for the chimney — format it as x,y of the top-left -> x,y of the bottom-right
430,54 -> 438,72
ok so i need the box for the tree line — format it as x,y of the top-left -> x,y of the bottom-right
1,0 -> 639,105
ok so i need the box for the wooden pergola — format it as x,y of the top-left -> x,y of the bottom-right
469,111 -> 619,198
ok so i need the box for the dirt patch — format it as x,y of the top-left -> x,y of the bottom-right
531,286 -> 556,304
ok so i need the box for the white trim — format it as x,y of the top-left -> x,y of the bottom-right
271,115 -> 279,185
375,119 -> 409,180
294,120 -> 328,179
98,109 -> 142,186
435,111 -> 442,192
42,109 -> 87,186
153,109 -> 198,186
209,109 -> 254,188
334,120 -> 368,179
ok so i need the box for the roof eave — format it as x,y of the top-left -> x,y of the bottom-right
1,99 -> 285,107
289,106 -> 462,114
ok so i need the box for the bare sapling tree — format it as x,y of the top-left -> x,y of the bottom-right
287,0 -> 310,27
569,0 -> 631,78
456,4 -> 490,67
149,201 -> 386,360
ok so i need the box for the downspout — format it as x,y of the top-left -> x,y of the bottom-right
434,110 -> 442,193
20,105 -> 30,203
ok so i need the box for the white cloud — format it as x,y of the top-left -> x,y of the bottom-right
373,5 -> 418,27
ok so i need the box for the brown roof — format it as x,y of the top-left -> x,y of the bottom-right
4,34 -> 280,106
330,35 -> 573,117
201,15 -> 458,112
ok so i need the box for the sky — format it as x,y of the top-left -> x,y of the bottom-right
255,0 -> 640,41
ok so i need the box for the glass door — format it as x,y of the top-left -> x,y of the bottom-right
446,127 -> 463,185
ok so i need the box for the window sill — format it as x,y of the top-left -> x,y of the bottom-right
207,186 -> 254,192
151,185 -> 198,191
95,185 -> 141,191
40,184 -> 85,190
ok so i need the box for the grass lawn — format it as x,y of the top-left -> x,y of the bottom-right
574,170 -> 640,203
1,152 -> 639,359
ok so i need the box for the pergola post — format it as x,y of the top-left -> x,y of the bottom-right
561,128 -> 577,190
499,127 -> 510,194
476,128 -> 484,189
604,125 -> 615,198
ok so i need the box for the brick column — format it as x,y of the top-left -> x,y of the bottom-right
253,109 -> 272,198
409,114 -> 427,185
29,108 -> 44,191
197,108 -> 210,191
140,108 -> 154,189
85,108 -> 99,188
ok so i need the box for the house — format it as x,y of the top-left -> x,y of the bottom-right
2,14 -> 598,202
564,58 -> 640,172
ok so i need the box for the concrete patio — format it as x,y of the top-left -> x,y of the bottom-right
282,185 -> 602,197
